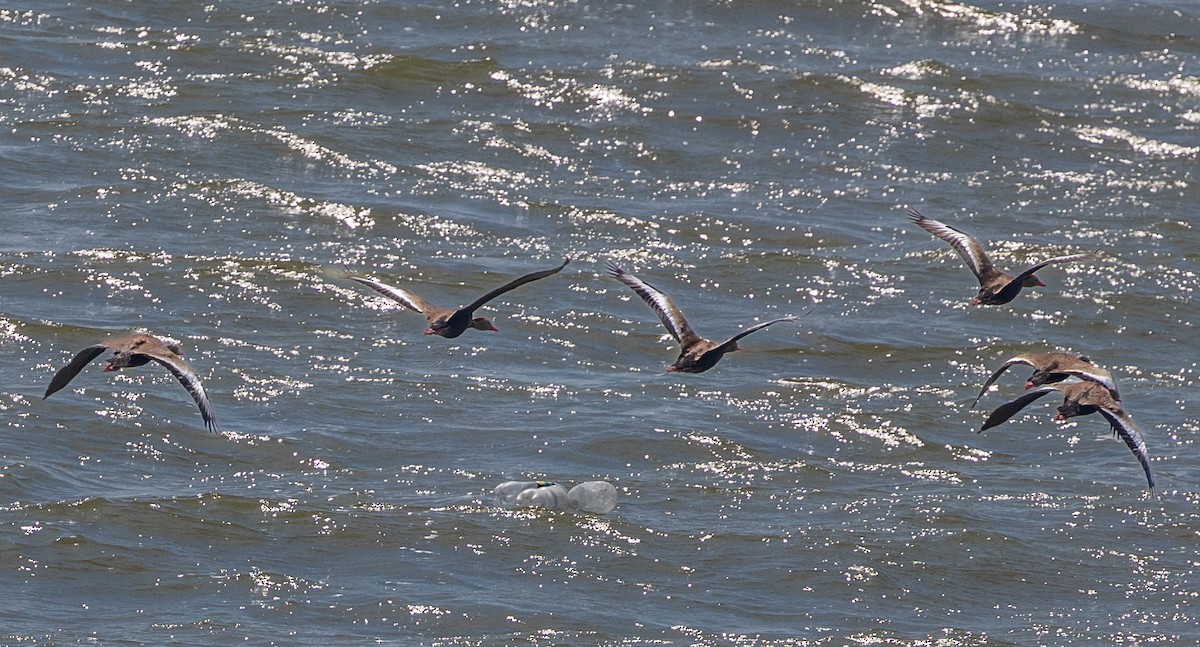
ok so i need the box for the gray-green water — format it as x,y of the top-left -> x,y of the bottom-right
2,1 -> 1198,644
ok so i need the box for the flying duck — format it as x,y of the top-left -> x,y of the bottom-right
606,260 -> 800,373
341,257 -> 570,338
971,351 -> 1120,407
980,380 -> 1154,489
44,333 -> 219,431
908,208 -> 1088,305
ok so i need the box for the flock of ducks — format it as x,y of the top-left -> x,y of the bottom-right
40,210 -> 1157,490
909,209 -> 1153,489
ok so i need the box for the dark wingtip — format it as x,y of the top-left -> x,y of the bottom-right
43,382 -> 65,400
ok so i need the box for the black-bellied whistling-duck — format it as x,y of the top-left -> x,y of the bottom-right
980,380 -> 1154,490
972,351 -> 1119,407
341,257 -> 570,338
606,261 -> 800,374
44,333 -> 219,431
909,209 -> 1088,305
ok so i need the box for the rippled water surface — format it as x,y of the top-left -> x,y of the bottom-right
3,1 -> 1199,644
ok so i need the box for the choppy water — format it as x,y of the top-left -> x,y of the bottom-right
2,1 -> 1199,644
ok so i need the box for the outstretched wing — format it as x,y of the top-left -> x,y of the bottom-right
339,269 -> 438,315
971,355 -> 1036,408
909,209 -> 994,282
1058,364 -> 1120,400
147,353 -> 220,432
711,316 -> 802,354
980,386 -> 1059,432
987,253 -> 1089,305
44,345 -> 110,399
1096,407 -> 1155,489
1008,253 -> 1090,290
606,260 -> 701,347
462,257 -> 571,314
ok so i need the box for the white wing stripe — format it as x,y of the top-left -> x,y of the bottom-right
348,277 -> 427,313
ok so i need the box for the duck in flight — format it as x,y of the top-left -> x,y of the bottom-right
341,257 -> 570,338
979,380 -> 1154,489
971,351 -> 1120,408
908,209 -> 1088,305
606,260 -> 801,373
44,333 -> 219,431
